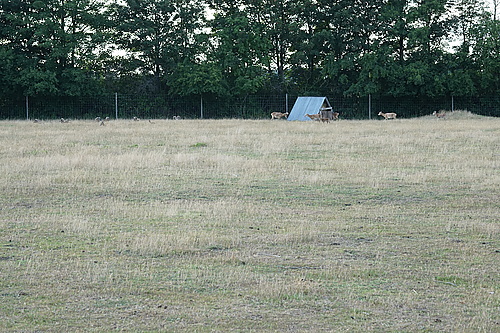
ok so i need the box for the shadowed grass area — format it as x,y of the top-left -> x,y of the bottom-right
0,113 -> 499,332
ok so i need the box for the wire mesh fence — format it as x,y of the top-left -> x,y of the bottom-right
1,94 -> 499,120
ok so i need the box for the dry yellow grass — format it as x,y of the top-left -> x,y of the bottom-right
0,112 -> 499,332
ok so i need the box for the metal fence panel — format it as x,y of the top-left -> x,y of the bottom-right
1,95 -> 499,120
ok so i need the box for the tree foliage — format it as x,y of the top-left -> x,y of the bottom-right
0,0 -> 498,101
0,0 -> 111,96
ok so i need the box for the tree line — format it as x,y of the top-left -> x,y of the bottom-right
1,0 -> 499,103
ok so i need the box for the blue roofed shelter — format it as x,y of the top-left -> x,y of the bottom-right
287,97 -> 332,121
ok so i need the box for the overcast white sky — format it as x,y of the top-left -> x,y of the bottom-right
485,0 -> 497,12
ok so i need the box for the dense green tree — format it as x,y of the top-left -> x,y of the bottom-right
406,0 -> 452,57
109,0 -> 206,93
1,0 -> 499,113
348,0 -> 459,97
446,0 -> 495,96
321,0 -> 389,95
250,0 -> 295,90
469,16 -> 500,94
285,1 -> 332,94
392,0 -> 451,95
454,0 -> 489,53
379,0 -> 411,62
0,0 -> 110,97
207,1 -> 272,95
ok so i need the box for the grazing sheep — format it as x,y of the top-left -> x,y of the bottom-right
60,118 -> 70,123
432,111 -> 446,119
305,113 -> 321,121
271,112 -> 289,120
378,112 -> 397,120
104,117 -> 110,121
33,119 -> 41,123
133,116 -> 140,121
95,116 -> 102,122
173,116 -> 181,120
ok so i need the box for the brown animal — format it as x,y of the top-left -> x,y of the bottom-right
378,112 -> 397,120
319,110 -> 340,123
432,111 -> 446,118
271,112 -> 289,119
320,110 -> 332,123
305,113 -> 321,121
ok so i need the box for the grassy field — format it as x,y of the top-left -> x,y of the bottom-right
0,112 -> 499,332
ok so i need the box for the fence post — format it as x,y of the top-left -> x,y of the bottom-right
115,93 -> 118,119
200,94 -> 204,119
451,96 -> 454,112
368,94 -> 372,120
26,96 -> 29,120
286,93 -> 288,113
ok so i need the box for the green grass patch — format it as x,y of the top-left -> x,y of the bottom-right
190,142 -> 208,148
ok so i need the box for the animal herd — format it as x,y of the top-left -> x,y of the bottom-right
273,110 -> 394,122
269,110 -> 447,122
303,112 -> 340,122
31,110 -> 448,124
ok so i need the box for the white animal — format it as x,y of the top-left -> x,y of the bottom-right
378,112 -> 397,120
60,118 -> 70,123
133,116 -> 140,121
173,116 -> 181,120
271,112 -> 289,119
